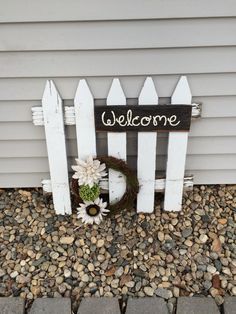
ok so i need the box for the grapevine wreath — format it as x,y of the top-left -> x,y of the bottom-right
71,155 -> 139,224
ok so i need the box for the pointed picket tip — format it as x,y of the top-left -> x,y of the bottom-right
44,79 -> 51,91
107,78 -> 126,106
75,79 -> 94,104
172,76 -> 192,105
42,80 -> 51,102
42,80 -> 62,103
139,77 -> 158,105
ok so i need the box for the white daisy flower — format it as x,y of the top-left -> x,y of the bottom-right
77,198 -> 109,225
72,155 -> 107,187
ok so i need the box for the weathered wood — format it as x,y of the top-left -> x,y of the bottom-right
31,106 -> 44,126
42,176 -> 194,194
137,77 -> 158,213
164,76 -> 192,211
42,80 -> 71,214
74,79 -> 97,159
95,105 -> 191,132
35,76 -> 195,215
107,79 -> 127,204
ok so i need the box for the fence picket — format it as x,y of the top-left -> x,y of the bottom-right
74,79 -> 97,159
107,78 -> 127,204
137,77 -> 158,213
42,80 -> 71,214
164,76 -> 192,211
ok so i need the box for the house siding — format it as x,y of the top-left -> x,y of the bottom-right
0,0 -> 236,187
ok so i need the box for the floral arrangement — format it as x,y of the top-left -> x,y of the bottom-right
71,155 -> 139,225
71,156 -> 109,225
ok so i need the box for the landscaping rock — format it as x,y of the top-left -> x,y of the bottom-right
0,185 -> 235,310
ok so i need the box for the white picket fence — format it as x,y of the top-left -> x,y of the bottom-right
32,76 -> 201,215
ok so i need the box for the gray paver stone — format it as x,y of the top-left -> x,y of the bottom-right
29,298 -> 71,314
126,297 -> 169,314
77,298 -> 121,314
0,297 -> 25,314
224,297 -> 236,314
177,297 -> 220,314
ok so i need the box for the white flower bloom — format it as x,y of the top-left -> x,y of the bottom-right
77,198 -> 109,225
72,155 -> 107,187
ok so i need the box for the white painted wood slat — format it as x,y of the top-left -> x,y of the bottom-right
74,79 -> 97,159
42,80 -> 71,214
137,77 -> 158,213
107,78 -> 127,204
164,76 -> 192,211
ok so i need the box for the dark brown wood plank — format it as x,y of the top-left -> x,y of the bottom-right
95,105 -> 192,132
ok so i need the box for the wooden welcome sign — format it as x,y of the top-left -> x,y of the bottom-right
95,105 -> 192,132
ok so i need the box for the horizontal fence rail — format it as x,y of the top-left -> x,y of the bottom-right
32,103 -> 201,126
